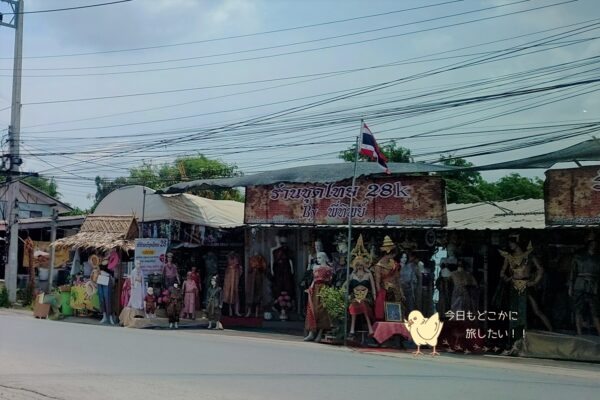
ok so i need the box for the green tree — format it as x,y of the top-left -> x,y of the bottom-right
23,176 -> 60,199
338,140 -> 412,162
439,156 -> 488,204
490,173 -> 544,200
92,155 -> 243,210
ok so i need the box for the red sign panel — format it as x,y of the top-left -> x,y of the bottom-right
545,166 -> 600,225
244,176 -> 447,226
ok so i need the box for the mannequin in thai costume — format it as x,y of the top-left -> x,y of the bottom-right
190,266 -> 201,311
499,235 -> 552,335
127,260 -> 145,311
182,271 -> 199,319
206,275 -> 223,329
223,252 -> 243,317
436,262 -> 453,315
332,233 -> 349,289
347,235 -> 377,338
203,252 -> 219,308
417,259 -> 435,316
450,259 -> 478,313
246,252 -> 267,318
270,234 -> 295,307
300,240 -> 321,316
374,236 -> 405,321
400,252 -> 419,315
167,283 -> 182,329
569,233 -> 600,335
304,252 -> 334,342
144,287 -> 156,318
162,252 -> 180,290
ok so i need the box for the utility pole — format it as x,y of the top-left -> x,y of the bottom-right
48,208 -> 58,292
1,0 -> 24,303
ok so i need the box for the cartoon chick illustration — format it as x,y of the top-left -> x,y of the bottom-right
404,311 -> 444,357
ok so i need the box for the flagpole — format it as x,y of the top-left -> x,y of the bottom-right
344,119 -> 362,346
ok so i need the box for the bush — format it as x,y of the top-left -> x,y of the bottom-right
0,286 -> 10,308
319,286 -> 347,323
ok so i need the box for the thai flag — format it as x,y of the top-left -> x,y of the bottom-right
359,122 -> 390,174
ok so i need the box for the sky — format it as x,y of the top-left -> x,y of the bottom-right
1,0 -> 599,209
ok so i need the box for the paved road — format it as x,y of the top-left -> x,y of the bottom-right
1,312 -> 599,400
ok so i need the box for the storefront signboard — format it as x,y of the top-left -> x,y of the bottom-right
245,176 -> 447,226
134,238 -> 169,276
545,166 -> 600,225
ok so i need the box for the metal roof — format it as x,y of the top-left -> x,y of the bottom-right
446,199 -> 545,230
163,161 -> 457,193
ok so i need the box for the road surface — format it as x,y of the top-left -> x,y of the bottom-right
1,311 -> 599,400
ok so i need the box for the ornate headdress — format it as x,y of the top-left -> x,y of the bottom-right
380,235 -> 396,254
351,234 -> 372,270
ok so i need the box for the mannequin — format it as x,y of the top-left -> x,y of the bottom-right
162,252 -> 180,290
450,260 -> 478,313
417,259 -> 435,316
203,252 -> 219,307
127,260 -> 145,311
332,234 -> 349,288
270,234 -> 295,304
347,235 -> 376,338
167,283 -> 182,329
97,259 -> 115,325
569,235 -> 600,335
206,275 -> 223,329
499,236 -> 552,335
304,251 -> 334,342
246,252 -> 267,318
400,252 -> 418,315
374,236 -> 405,321
182,271 -> 199,319
190,266 -> 201,311
144,287 -> 156,318
223,252 -> 243,317
436,263 -> 453,315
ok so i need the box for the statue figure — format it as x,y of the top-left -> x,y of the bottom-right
304,251 -> 334,342
374,236 -> 404,321
270,234 -> 295,306
347,235 -> 377,338
206,275 -> 223,330
569,233 -> 600,335
162,252 -> 180,290
223,252 -> 243,317
246,253 -> 267,318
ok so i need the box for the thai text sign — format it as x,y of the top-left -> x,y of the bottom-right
545,166 -> 600,225
134,238 -> 169,277
244,176 -> 447,226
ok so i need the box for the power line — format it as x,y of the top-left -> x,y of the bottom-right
0,0 -> 132,15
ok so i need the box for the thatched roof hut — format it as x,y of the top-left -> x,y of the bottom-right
51,215 -> 139,252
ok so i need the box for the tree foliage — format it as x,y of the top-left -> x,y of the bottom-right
23,176 -> 61,199
338,140 -> 412,163
92,155 -> 243,210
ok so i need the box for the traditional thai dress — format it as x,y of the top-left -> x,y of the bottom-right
348,273 -> 374,319
223,256 -> 242,305
144,293 -> 156,315
120,278 -> 131,309
206,285 -> 223,323
571,252 -> 600,316
375,256 -> 401,320
166,287 -> 182,324
203,253 -> 219,306
436,269 -> 453,316
190,270 -> 201,310
163,262 -> 179,289
246,254 -> 267,308
305,265 -> 334,332
182,279 -> 198,316
272,245 -> 295,299
127,267 -> 145,310
450,269 -> 478,313
400,261 -> 418,314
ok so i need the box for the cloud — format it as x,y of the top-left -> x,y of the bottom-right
25,0 -> 262,52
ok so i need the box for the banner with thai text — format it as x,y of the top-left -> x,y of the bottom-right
244,176 -> 447,226
545,166 -> 600,225
134,238 -> 169,277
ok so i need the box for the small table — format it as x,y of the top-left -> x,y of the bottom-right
372,321 -> 410,344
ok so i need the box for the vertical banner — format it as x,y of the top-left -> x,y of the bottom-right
244,176 -> 447,226
545,166 -> 600,225
134,238 -> 169,277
